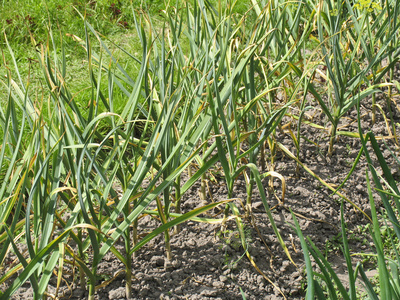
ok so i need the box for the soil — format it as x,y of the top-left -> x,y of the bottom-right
2,75 -> 400,299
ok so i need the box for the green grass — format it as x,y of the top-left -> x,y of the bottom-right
0,0 -> 160,119
0,0 -> 256,124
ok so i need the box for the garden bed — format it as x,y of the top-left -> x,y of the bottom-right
3,89 -> 399,299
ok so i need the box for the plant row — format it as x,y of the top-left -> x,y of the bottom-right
0,0 -> 399,298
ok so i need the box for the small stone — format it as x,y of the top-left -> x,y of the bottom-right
252,201 -> 264,210
172,259 -> 182,268
223,269 -> 231,275
356,184 -> 364,192
186,239 -> 196,247
212,281 -> 224,288
171,272 -> 180,281
153,291 -> 161,297
280,260 -> 290,272
109,287 -> 125,300
219,275 -> 228,282
154,277 -> 163,285
200,287 -> 218,297
292,271 -> 301,278
135,272 -> 144,279
175,286 -> 184,295
139,287 -> 149,297
72,288 -> 85,298
151,255 -> 165,267
256,275 -> 263,284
